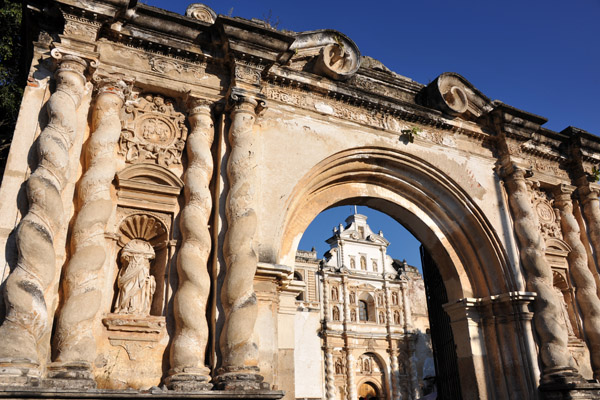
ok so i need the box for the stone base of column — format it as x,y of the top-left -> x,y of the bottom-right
44,361 -> 95,389
214,367 -> 268,390
540,380 -> 600,400
165,367 -> 213,391
0,359 -> 41,387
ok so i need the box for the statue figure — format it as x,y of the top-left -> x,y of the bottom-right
553,286 -> 576,338
360,256 -> 367,270
115,239 -> 156,315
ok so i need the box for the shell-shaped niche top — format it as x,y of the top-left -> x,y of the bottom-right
118,214 -> 168,249
422,72 -> 493,119
290,30 -> 361,81
185,3 -> 216,24
120,94 -> 187,167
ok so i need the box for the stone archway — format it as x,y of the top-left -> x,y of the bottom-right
358,381 -> 381,400
277,147 -> 537,399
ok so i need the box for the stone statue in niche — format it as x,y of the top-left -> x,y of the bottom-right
115,239 -> 156,315
553,286 -> 576,338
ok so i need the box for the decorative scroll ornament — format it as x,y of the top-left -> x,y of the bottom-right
119,94 -> 187,166
185,3 -> 217,24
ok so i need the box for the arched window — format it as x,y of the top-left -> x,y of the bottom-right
359,300 -> 368,321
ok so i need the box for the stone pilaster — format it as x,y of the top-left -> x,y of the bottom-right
166,99 -> 214,391
0,51 -> 89,386
554,185 -> 600,379
501,165 -> 582,383
50,76 -> 128,388
216,93 -> 266,390
340,273 -> 356,400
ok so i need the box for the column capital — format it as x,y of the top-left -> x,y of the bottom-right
92,75 -> 134,101
228,90 -> 267,115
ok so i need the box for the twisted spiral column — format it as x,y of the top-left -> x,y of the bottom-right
554,188 -> 600,379
216,94 -> 265,390
49,78 -> 126,386
0,54 -> 87,385
503,167 -> 580,383
578,188 -> 600,297
166,100 -> 213,391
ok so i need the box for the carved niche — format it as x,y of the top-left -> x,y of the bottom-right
103,163 -> 183,361
119,94 -> 187,166
531,186 -> 562,240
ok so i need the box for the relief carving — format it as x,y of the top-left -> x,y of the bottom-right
120,94 -> 187,166
63,14 -> 101,41
533,188 -> 562,240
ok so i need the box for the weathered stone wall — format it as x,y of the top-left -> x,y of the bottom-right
0,1 -> 599,399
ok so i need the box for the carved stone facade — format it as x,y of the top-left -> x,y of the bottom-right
292,213 -> 433,400
1,1 -> 600,399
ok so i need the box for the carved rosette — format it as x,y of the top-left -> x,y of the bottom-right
51,77 -> 128,386
119,94 -> 187,166
503,167 -> 581,383
216,94 -> 265,390
166,99 -> 214,391
554,187 -> 600,379
0,52 -> 88,384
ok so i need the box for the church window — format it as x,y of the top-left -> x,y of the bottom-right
359,300 -> 368,321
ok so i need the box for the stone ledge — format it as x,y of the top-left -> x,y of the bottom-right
0,388 -> 284,399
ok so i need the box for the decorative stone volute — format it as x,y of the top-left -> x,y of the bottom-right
185,3 -> 216,24
291,30 -> 361,81
422,72 -> 492,118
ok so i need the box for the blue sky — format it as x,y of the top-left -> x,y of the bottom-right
146,0 -> 599,269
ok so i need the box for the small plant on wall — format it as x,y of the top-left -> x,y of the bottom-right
401,126 -> 422,143
591,165 -> 600,182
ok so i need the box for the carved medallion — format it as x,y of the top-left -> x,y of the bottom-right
120,94 -> 187,166
532,188 -> 562,239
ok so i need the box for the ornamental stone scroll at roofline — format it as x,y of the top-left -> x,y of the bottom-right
0,1 -> 600,399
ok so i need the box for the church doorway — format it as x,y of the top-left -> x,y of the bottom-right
358,381 -> 381,400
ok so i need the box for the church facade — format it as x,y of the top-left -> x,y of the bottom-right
292,213 -> 433,400
1,1 -> 600,399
